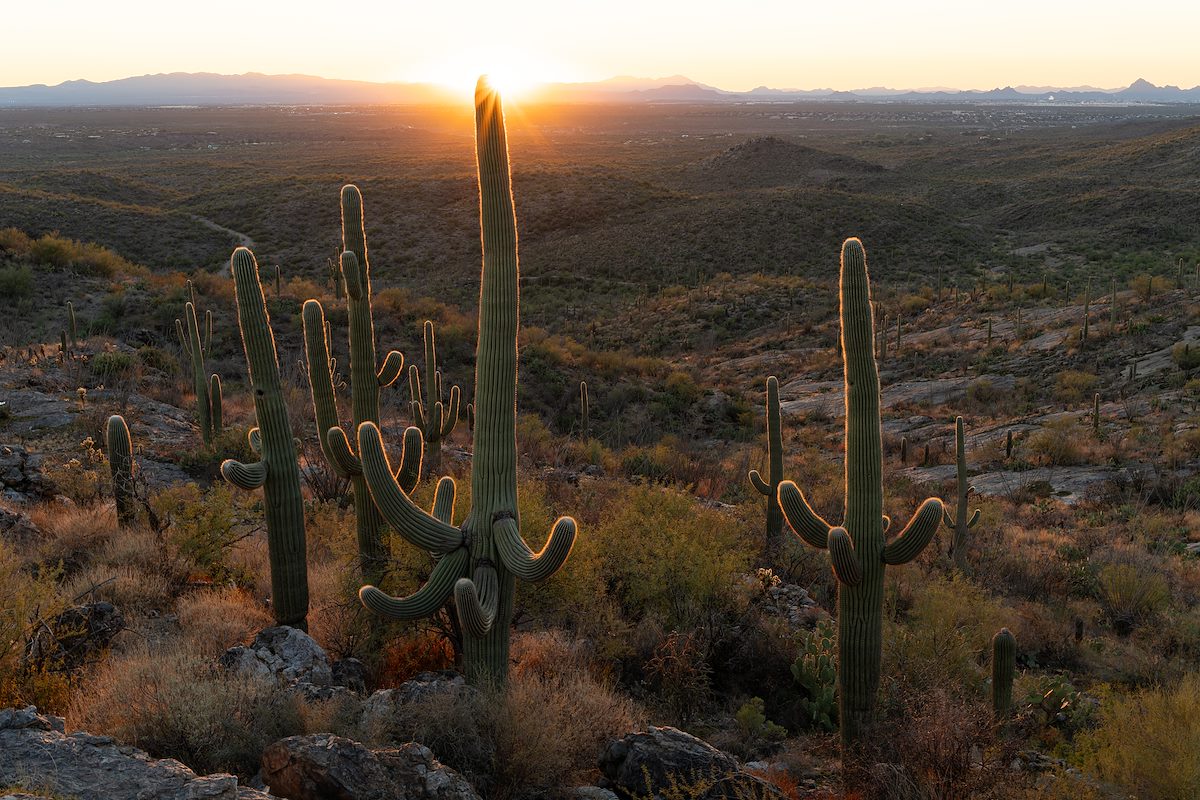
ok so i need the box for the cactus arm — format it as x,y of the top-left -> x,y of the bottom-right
778,481 -> 833,549
828,528 -> 862,586
325,427 -> 363,476
221,458 -> 268,490
749,470 -> 771,495
966,508 -> 981,529
248,427 -> 262,454
881,497 -> 944,565
454,564 -> 499,638
409,365 -> 427,430
175,319 -> 190,355
882,515 -> 891,532
357,547 -> 469,620
357,421 -> 462,553
204,309 -> 213,353
440,385 -> 461,438
302,299 -> 348,472
395,426 -> 424,493
432,476 -> 457,524
493,514 -> 577,583
377,350 -> 404,387
943,508 -> 956,528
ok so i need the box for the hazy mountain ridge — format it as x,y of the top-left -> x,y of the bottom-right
3,71 -> 1200,106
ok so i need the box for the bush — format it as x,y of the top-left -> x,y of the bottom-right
1053,370 -> 1097,404
1172,342 -> 1200,372
91,350 -> 137,379
1096,562 -> 1170,634
0,539 -> 67,710
791,618 -> 837,731
0,264 -> 33,301
1026,419 -> 1085,466
1079,673 -> 1200,799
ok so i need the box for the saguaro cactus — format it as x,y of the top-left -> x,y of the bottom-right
579,380 -> 590,438
175,285 -> 223,445
1081,277 -> 1091,342
749,376 -> 786,558
944,416 -> 980,571
106,414 -> 136,528
777,238 -> 943,746
357,78 -> 577,685
303,185 -> 413,583
67,301 -> 78,347
409,320 -> 461,476
221,248 -> 309,630
992,628 -> 1016,717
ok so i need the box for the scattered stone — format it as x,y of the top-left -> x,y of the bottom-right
260,733 -> 480,800
748,576 -> 828,629
220,626 -> 334,688
24,601 -> 125,670
333,658 -> 369,694
599,727 -> 784,800
0,503 -> 41,545
360,671 -> 469,733
0,706 -> 272,800
0,445 -> 53,502
574,788 -> 619,800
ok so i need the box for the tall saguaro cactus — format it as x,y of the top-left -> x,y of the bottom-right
748,376 -> 785,558
992,628 -> 1016,718
303,185 -> 413,583
357,78 -> 577,685
221,248 -> 309,631
175,285 -> 223,445
944,416 -> 980,571
409,320 -> 461,476
106,414 -> 136,528
777,238 -> 943,746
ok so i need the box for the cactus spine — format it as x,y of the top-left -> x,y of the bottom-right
749,376 -> 786,558
944,416 -> 980,571
409,320 -> 461,476
991,628 -> 1016,717
175,285 -> 222,445
303,185 -> 412,583
357,78 -> 577,686
778,238 -> 943,746
221,248 -> 309,630
106,414 -> 136,528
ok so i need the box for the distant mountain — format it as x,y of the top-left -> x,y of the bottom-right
2,72 -> 1199,107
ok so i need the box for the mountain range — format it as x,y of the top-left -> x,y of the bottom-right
2,72 -> 1199,107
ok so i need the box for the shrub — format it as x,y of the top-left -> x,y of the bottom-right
0,264 -> 33,301
1096,562 -> 1170,634
0,539 -> 67,710
27,233 -> 132,278
91,350 -> 137,379
645,630 -> 712,722
1172,342 -> 1200,372
1053,370 -> 1097,404
791,618 -> 837,731
1026,418 -> 1085,466
0,227 -> 33,254
1079,673 -> 1200,799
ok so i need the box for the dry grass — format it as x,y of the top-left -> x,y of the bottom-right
28,504 -> 119,572
175,587 -> 273,657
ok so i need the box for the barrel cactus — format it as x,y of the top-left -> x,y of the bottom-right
777,238 -> 943,746
303,185 -> 414,583
221,247 -> 309,630
106,414 -> 136,528
748,375 -> 786,558
357,77 -> 577,685
409,319 -> 460,476
944,416 -> 979,571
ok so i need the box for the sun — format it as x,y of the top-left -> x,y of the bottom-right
405,51 -> 574,100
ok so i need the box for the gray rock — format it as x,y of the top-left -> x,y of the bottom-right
599,727 -> 784,800
360,672 -> 468,733
0,504 -> 40,545
260,733 -> 480,800
333,658 -> 369,694
0,444 -> 54,501
0,706 -> 272,800
220,627 -> 333,688
574,788 -> 619,800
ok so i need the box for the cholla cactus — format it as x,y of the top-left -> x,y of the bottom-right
303,185 -> 414,583
221,248 -> 309,630
409,320 -> 460,476
106,414 -> 136,528
944,416 -> 980,571
175,283 -> 223,445
777,238 -> 943,746
357,78 -> 576,685
748,376 -> 786,557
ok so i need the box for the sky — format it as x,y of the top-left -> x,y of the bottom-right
4,0 -> 1199,92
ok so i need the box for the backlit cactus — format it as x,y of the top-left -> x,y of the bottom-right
992,628 -> 1016,717
221,247 -> 309,630
748,376 -> 786,558
357,78 -> 577,686
579,380 -> 590,438
106,414 -> 136,528
944,416 -> 980,571
303,184 -> 413,583
175,283 -> 223,445
409,320 -> 460,476
777,238 -> 943,746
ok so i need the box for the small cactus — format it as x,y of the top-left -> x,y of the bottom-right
992,628 -> 1016,717
221,247 -> 309,630
1081,277 -> 1091,342
944,416 -> 980,571
106,414 -> 136,528
749,376 -> 786,558
175,283 -> 222,446
1093,392 -> 1101,433
579,380 -> 590,439
409,320 -> 461,476
1005,429 -> 1014,460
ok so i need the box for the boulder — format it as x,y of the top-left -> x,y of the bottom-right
0,445 -> 53,502
23,601 -> 125,670
599,727 -> 784,800
0,706 -> 273,800
220,626 -> 334,688
260,733 -> 480,800
360,671 -> 469,735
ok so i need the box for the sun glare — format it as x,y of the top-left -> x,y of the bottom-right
407,51 -> 574,99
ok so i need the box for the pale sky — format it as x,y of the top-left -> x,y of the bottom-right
4,0 -> 1198,92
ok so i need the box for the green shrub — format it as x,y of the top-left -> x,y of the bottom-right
0,265 -> 33,301
1096,562 -> 1169,634
1026,418 -> 1085,466
1053,370 -> 1097,404
1172,343 -> 1200,372
791,618 -> 837,731
0,227 -> 33,254
91,351 -> 137,379
27,233 -> 131,278
1079,674 -> 1200,799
